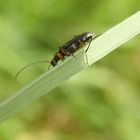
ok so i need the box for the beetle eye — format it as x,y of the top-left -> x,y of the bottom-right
51,59 -> 57,66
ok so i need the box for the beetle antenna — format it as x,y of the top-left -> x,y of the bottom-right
15,60 -> 51,79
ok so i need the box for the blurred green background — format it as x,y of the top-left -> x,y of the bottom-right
0,0 -> 140,140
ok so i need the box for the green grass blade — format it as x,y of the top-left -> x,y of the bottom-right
0,11 -> 140,123
86,11 -> 140,65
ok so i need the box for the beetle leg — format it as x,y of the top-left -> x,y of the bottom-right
58,47 -> 64,53
48,64 -> 51,70
61,56 -> 65,61
59,47 -> 70,55
85,34 -> 101,52
85,38 -> 92,52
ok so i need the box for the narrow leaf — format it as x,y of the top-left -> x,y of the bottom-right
0,11 -> 140,123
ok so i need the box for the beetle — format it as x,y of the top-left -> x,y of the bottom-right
15,32 -> 99,78
50,32 -> 96,67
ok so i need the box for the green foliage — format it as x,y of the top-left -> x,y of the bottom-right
0,12 -> 140,125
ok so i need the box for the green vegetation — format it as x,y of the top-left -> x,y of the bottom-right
0,1 -> 140,140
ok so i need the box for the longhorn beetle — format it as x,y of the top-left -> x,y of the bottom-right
15,32 -> 99,78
